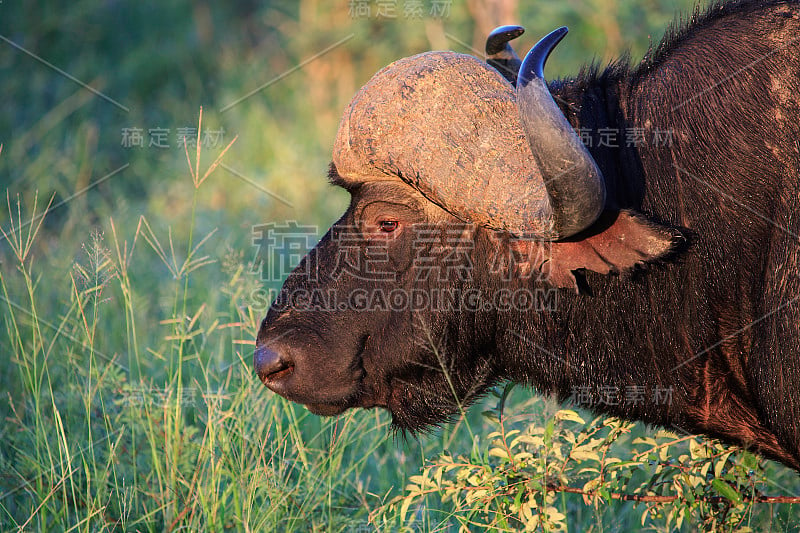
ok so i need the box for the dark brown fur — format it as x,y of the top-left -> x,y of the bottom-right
257,0 -> 800,470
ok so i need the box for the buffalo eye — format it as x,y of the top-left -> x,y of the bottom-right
379,220 -> 399,233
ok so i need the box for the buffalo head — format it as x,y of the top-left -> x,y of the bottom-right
254,28 -> 676,431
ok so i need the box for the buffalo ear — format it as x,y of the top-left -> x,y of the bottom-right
537,210 -> 683,292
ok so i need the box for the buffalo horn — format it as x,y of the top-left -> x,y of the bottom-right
517,27 -> 606,238
486,25 -> 525,85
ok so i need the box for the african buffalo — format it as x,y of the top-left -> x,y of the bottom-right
255,0 -> 800,470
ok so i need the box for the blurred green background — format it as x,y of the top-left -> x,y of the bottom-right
7,1 -> 799,531
1,0 -> 690,257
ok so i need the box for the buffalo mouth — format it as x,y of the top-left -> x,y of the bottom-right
256,332 -> 379,416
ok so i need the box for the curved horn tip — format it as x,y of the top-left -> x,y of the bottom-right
518,26 -> 569,85
486,25 -> 525,55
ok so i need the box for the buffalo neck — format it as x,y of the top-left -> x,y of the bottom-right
484,68 -> 691,428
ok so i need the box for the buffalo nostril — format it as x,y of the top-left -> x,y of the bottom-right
254,345 -> 294,385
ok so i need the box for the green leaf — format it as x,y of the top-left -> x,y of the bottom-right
489,447 -> 511,460
555,409 -> 585,424
711,479 -> 741,503
742,451 -> 760,470
654,429 -> 679,439
482,410 -> 499,424
399,495 -> 413,523
689,438 -> 704,460
544,418 -> 556,445
570,449 -> 601,462
515,435 -> 545,447
605,460 -> 642,471
701,460 -> 712,478
513,484 -> 526,511
715,451 -> 733,479
497,381 -> 516,415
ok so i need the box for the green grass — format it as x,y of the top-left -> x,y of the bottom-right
0,131 -> 497,530
3,0 -> 800,531
0,159 -> 385,531
3,163 -> 800,530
